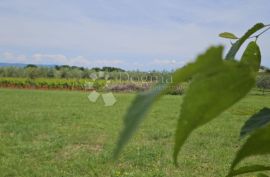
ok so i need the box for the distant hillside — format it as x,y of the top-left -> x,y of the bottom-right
0,62 -> 27,67
0,63 -> 126,72
0,62 -> 54,68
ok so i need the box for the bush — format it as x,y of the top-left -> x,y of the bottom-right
256,74 -> 270,93
106,82 -> 151,92
165,82 -> 189,95
0,78 -> 90,90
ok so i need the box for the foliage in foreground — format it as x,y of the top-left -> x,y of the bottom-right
115,23 -> 270,176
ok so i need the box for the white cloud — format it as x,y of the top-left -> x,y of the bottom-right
32,54 -> 68,64
0,0 -> 270,70
1,52 -> 28,63
0,16 -> 219,57
94,59 -> 124,65
2,52 -> 15,60
153,59 -> 176,65
0,52 -> 125,68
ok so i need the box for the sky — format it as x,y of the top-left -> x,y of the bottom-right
0,0 -> 269,71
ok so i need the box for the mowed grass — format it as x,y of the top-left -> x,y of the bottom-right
0,88 -> 270,177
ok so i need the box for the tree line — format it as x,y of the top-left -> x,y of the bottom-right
0,64 -> 173,82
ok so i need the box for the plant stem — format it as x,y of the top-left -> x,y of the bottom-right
249,26 -> 270,39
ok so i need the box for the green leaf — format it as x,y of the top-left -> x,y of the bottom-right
219,32 -> 238,39
113,84 -> 165,159
229,124 -> 270,174
173,41 -> 262,164
227,165 -> 270,177
258,173 -> 270,177
114,46 -> 223,159
171,46 -> 223,85
173,59 -> 256,164
225,23 -> 265,60
240,41 -> 261,72
240,107 -> 270,138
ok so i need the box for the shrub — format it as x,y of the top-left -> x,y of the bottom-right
165,83 -> 189,95
106,82 -> 151,92
256,74 -> 270,94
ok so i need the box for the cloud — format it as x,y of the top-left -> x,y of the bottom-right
1,52 -> 28,63
0,52 -> 125,68
153,59 -> 176,65
0,0 -> 270,70
0,51 -> 190,70
0,15 -> 218,56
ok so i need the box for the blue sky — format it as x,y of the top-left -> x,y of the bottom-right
0,0 -> 269,70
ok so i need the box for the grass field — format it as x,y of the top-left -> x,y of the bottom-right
0,88 -> 270,177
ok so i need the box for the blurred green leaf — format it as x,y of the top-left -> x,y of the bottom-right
240,107 -> 270,138
258,173 -> 270,177
225,23 -> 264,60
114,24 -> 264,165
219,32 -> 238,39
113,85 -> 165,159
173,60 -> 256,164
229,124 -> 270,175
171,46 -> 223,85
174,38 -> 261,165
227,165 -> 270,177
240,41 -> 261,72
114,46 -> 224,159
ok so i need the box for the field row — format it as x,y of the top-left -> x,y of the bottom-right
0,77 -> 187,94
0,77 -> 102,90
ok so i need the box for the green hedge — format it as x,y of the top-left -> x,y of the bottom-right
0,78 -> 106,90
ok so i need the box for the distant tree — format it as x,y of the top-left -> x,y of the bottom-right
61,65 -> 70,68
54,65 -> 61,70
25,64 -> 38,68
55,65 -> 70,70
71,66 -> 85,71
47,68 -> 56,78
1,67 -> 25,77
81,69 -> 92,78
92,67 -> 101,72
260,65 -> 270,73
102,66 -> 125,72
25,67 -> 40,79
257,74 -> 270,94
59,68 -> 71,78
69,68 -> 83,78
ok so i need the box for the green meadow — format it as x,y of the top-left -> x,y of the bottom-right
0,88 -> 270,177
